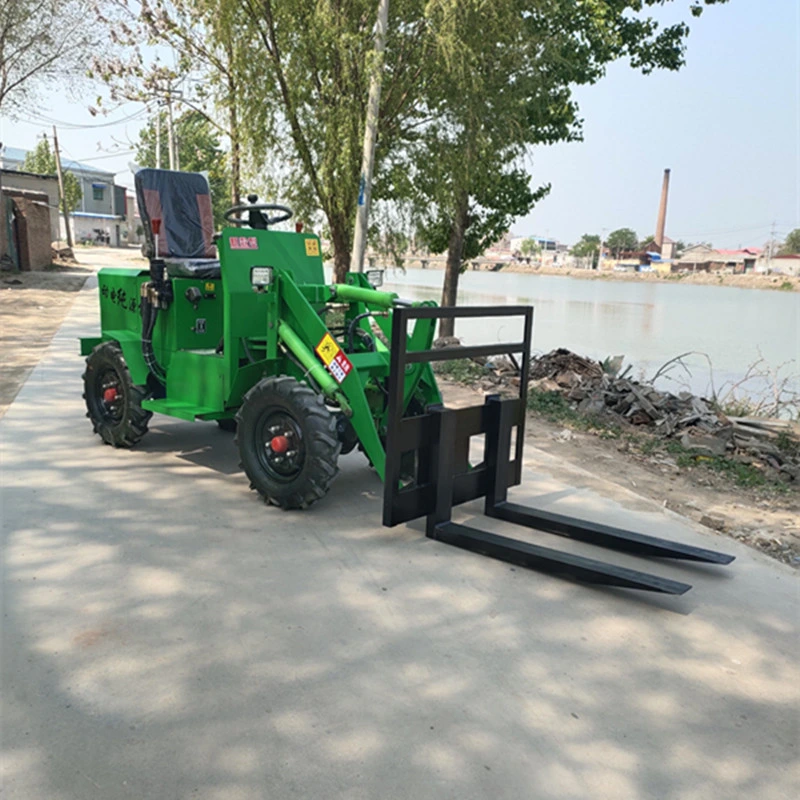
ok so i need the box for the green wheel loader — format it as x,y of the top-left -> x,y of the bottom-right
80,168 -> 440,509
80,168 -> 734,594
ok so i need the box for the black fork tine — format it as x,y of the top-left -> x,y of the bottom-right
488,502 -> 735,564
432,522 -> 692,595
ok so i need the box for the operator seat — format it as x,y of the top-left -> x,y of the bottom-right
134,168 -> 221,279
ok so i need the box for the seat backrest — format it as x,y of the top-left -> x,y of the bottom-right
135,168 -> 216,259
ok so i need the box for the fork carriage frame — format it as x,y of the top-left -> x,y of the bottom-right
382,305 -> 734,595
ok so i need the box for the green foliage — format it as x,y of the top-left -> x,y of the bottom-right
22,139 -> 81,212
417,170 -> 549,264
714,397 -> 759,418
571,234 -> 601,265
779,228 -> 800,255
519,238 -> 542,257
779,281 -> 794,291
0,0 -> 95,112
606,228 -> 638,258
136,111 -> 231,227
99,0 -> 730,286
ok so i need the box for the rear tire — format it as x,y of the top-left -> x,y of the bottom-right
236,376 -> 340,510
83,341 -> 151,447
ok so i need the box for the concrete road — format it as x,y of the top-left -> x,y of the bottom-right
2,278 -> 798,800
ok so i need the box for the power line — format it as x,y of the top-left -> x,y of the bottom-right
71,150 -> 136,162
15,105 -> 149,131
675,222 -> 789,239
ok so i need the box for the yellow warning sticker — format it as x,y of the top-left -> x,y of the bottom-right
204,282 -> 216,292
315,332 -> 340,366
305,238 -> 320,257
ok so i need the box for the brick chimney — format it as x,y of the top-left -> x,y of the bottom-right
654,168 -> 670,252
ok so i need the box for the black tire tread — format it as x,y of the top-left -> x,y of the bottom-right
82,341 -> 152,447
235,375 -> 340,510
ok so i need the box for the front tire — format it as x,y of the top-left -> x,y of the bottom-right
83,341 -> 151,447
236,376 -> 340,510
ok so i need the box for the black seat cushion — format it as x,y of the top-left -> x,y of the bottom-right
165,258 -> 221,279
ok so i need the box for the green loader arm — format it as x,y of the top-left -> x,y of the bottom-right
273,269 -> 440,481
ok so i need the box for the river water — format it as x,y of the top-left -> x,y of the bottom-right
377,268 -> 799,403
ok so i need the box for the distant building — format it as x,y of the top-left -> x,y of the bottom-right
640,235 -> 676,260
0,145 -> 126,246
676,245 -> 761,273
510,234 -> 561,252
0,168 -> 60,240
0,167 -> 62,269
756,254 -> 800,276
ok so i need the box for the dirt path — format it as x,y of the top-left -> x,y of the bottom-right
1,269 -> 91,417
0,246 -> 146,418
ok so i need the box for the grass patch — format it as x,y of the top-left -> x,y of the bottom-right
526,389 -> 621,437
526,389 -> 583,426
433,358 -> 490,383
779,280 -> 794,291
660,439 -> 788,490
626,434 -> 791,492
637,436 -> 661,455
714,398 -> 759,418
704,457 -> 770,488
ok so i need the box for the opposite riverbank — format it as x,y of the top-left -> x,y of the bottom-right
412,261 -> 800,292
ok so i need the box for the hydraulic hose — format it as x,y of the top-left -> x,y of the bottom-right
346,311 -> 388,353
141,290 -> 166,384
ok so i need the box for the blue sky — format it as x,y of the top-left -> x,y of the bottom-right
1,0 -> 797,249
518,0 -> 800,248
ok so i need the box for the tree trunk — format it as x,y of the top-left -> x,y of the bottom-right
229,111 -> 241,207
330,214 -> 352,283
225,44 -> 241,207
228,106 -> 241,207
439,194 -> 469,338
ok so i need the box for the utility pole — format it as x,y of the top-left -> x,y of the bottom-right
350,0 -> 390,274
767,220 -> 776,273
155,103 -> 162,169
166,89 -> 176,170
52,126 -> 73,248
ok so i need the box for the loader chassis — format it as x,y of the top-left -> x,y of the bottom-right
81,223 -> 441,495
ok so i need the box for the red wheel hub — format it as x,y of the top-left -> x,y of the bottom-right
103,387 -> 118,403
270,435 -> 289,454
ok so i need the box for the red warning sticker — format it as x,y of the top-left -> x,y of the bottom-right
229,236 -> 259,250
328,350 -> 353,384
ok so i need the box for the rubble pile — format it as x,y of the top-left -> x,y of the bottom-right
51,244 -> 78,265
511,348 -> 799,483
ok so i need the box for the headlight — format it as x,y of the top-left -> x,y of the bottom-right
366,269 -> 384,288
251,266 -> 274,288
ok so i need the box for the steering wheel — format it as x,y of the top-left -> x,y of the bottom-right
224,195 -> 293,229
